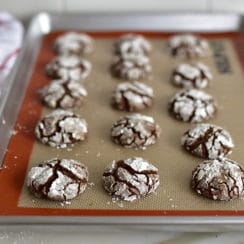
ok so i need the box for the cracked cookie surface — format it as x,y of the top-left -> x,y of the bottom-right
102,157 -> 159,201
39,79 -> 88,109
110,54 -> 152,81
182,123 -> 234,159
168,34 -> 210,59
46,55 -> 91,81
172,63 -> 212,89
35,110 -> 88,148
111,81 -> 154,112
111,114 -> 160,150
27,158 -> 89,201
54,32 -> 94,55
168,89 -> 217,123
191,158 -> 244,201
114,33 -> 152,56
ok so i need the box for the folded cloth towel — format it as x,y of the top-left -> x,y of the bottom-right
0,12 -> 24,84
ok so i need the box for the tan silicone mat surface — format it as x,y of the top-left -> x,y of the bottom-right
18,35 -> 244,211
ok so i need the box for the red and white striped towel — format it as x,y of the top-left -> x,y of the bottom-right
0,12 -> 23,84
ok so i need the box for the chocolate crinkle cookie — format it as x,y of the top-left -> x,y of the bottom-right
35,110 -> 88,148
172,63 -> 212,89
111,81 -> 154,112
111,114 -> 160,150
27,158 -> 89,201
54,32 -> 94,55
191,158 -> 244,201
103,157 -> 159,202
114,33 -> 152,56
110,54 -> 152,81
39,79 -> 88,109
168,89 -> 217,123
168,34 -> 210,59
182,123 -> 234,159
46,55 -> 91,82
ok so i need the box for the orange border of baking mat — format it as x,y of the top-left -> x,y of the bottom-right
1,32 -> 244,217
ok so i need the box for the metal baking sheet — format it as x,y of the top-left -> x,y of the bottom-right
1,12 -> 244,230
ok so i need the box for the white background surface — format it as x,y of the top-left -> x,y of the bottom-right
1,225 -> 244,244
1,226 -> 244,243
0,0 -> 244,20
1,0 -> 244,243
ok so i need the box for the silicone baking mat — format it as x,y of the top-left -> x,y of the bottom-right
1,32 -> 244,217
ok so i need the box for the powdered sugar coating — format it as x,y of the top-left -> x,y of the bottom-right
111,81 -> 154,111
35,110 -> 88,148
111,113 -> 160,150
111,54 -> 152,81
191,158 -> 244,201
46,55 -> 91,82
54,32 -> 94,55
103,157 -> 159,201
169,34 -> 210,59
27,158 -> 89,201
39,79 -> 88,109
115,33 -> 152,56
168,89 -> 217,123
182,123 -> 234,159
172,63 -> 212,89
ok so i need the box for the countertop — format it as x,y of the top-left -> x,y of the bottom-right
1,226 -> 244,243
